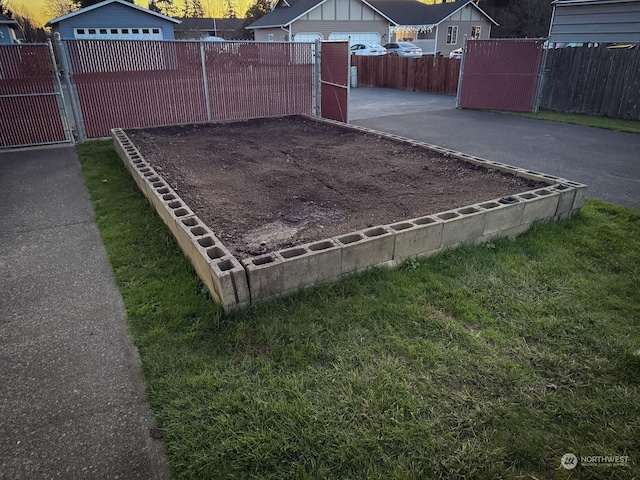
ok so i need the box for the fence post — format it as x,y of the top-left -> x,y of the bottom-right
455,37 -> 468,109
533,40 -> 550,114
46,39 -> 74,144
199,41 -> 212,122
53,33 -> 86,142
313,39 -> 321,117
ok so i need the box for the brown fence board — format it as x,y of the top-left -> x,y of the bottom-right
541,46 -> 640,120
351,55 -> 460,95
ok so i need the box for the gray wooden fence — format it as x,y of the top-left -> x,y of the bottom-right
540,46 -> 640,120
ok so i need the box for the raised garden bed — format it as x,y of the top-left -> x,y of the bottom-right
113,115 -> 587,311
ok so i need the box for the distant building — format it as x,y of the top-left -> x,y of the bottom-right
0,14 -> 21,44
175,18 -> 245,40
46,0 -> 180,40
549,0 -> 640,44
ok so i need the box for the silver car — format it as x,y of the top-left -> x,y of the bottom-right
383,42 -> 422,58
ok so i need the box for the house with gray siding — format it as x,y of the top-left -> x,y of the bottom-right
549,0 -> 640,44
46,0 -> 180,40
0,14 -> 21,44
246,0 -> 497,56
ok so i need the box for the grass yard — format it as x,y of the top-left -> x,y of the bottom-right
505,110 -> 640,135
78,140 -> 640,480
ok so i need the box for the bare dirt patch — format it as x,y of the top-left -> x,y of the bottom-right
127,116 -> 543,258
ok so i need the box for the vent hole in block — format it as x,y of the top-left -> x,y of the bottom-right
480,202 -> 499,209
207,246 -> 225,260
364,227 -> 387,237
253,255 -> 275,266
458,207 -> 479,215
414,217 -> 436,225
182,217 -> 198,227
167,201 -> 182,209
174,208 -> 189,217
190,226 -> 207,236
198,236 -> 215,248
438,212 -> 459,221
281,247 -> 307,259
217,259 -> 234,272
162,194 -> 176,201
339,233 -> 363,245
309,240 -> 334,251
520,193 -> 537,200
157,188 -> 170,195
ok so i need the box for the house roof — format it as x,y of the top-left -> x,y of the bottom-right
45,0 -> 181,27
176,17 -> 244,32
248,0 -> 325,29
247,0 -> 497,30
0,13 -> 20,29
366,0 -> 498,27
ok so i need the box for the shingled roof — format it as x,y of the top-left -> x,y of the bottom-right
248,0 -> 497,29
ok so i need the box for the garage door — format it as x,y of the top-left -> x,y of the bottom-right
328,32 -> 380,44
73,27 -> 164,40
294,33 -> 323,42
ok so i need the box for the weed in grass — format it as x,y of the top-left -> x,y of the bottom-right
78,140 -> 640,480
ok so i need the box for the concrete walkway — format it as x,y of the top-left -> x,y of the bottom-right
349,87 -> 640,211
0,146 -> 170,479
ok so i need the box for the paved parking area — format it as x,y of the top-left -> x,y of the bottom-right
349,87 -> 640,210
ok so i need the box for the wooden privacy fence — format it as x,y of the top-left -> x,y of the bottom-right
540,46 -> 640,121
351,55 -> 460,95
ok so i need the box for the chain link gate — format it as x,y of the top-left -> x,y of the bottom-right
0,42 -> 73,148
456,38 -> 547,113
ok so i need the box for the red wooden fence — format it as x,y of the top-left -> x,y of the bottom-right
320,41 -> 349,123
351,55 -> 460,95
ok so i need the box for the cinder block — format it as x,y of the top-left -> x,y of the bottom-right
564,182 -> 588,210
242,254 -> 284,302
210,257 -> 251,310
334,226 -> 395,274
518,189 -> 560,224
276,239 -> 342,293
480,199 -> 525,235
389,216 -> 443,261
439,206 -> 486,248
552,184 -> 577,217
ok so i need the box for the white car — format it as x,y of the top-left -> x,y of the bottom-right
350,43 -> 387,56
449,48 -> 463,59
383,42 -> 422,58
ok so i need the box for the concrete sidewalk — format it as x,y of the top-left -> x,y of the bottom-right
0,146 -> 170,479
349,87 -> 640,210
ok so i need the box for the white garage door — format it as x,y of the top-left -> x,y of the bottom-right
73,27 -> 164,40
328,32 -> 381,44
294,33 -> 323,42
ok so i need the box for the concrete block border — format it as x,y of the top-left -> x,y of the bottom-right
112,118 -> 587,311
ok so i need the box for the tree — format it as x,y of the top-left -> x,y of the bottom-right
80,0 -> 133,6
0,0 -> 12,18
45,0 -> 80,19
183,0 -> 204,18
224,0 -> 237,19
477,0 -> 553,38
236,0 -> 271,39
149,0 -> 180,17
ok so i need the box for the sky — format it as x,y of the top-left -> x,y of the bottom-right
5,0 -> 254,27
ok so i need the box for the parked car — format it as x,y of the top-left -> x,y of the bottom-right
449,48 -> 463,59
383,42 -> 422,58
350,43 -> 387,56
202,36 -> 225,42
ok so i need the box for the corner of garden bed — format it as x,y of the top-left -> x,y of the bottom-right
111,119 -> 587,312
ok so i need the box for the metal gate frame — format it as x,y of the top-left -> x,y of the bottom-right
318,40 -> 350,123
0,41 -> 74,149
456,38 -> 547,114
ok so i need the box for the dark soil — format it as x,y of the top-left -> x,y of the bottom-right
127,116 -> 543,258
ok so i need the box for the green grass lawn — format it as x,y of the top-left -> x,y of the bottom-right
507,110 -> 640,135
78,141 -> 640,480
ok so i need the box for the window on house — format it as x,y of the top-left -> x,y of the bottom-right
88,29 -> 96,35
446,26 -> 458,45
76,29 -> 85,35
152,28 -> 160,34
132,29 -> 140,34
110,29 -> 118,34
99,28 -> 107,34
142,28 -> 149,34
122,29 -> 129,34
268,33 -> 275,42
471,26 -> 481,39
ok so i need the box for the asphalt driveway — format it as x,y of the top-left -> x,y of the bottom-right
349,87 -> 640,210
